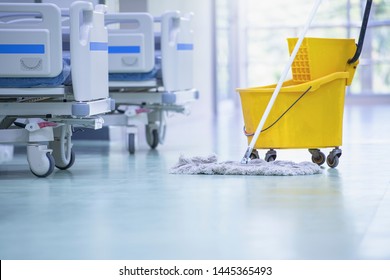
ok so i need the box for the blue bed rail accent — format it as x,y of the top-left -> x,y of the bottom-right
89,42 -> 108,51
176,43 -> 193,51
0,44 -> 45,54
108,46 -> 141,54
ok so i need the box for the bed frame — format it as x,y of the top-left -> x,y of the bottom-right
0,2 -> 114,177
103,11 -> 199,153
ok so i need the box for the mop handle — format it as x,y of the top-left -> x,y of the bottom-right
241,0 -> 323,164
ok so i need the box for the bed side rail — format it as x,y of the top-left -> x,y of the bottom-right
0,3 -> 62,78
70,1 -> 108,101
160,11 -> 194,92
105,13 -> 155,73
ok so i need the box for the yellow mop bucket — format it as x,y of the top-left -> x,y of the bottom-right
237,0 -> 371,168
237,37 -> 358,149
237,37 -> 359,167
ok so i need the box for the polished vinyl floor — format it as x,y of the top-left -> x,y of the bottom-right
0,103 -> 390,260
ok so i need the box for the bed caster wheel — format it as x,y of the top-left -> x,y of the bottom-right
49,124 -> 75,170
27,145 -> 55,178
250,149 -> 259,160
145,126 -> 159,149
128,133 -> 136,154
265,149 -> 277,162
55,149 -> 75,170
326,148 -> 342,168
309,149 -> 325,166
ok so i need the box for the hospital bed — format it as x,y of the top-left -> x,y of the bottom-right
0,1 -> 114,177
103,11 -> 199,153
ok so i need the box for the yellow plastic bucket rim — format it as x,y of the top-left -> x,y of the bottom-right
236,71 -> 349,94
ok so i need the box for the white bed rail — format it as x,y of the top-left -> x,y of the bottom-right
105,13 -> 155,73
0,3 -> 62,77
104,10 -> 194,92
0,2 -> 109,102
161,11 -> 194,92
70,1 -> 108,101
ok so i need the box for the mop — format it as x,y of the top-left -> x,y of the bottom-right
170,0 -> 323,176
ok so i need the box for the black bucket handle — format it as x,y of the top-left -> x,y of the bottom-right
348,0 -> 372,64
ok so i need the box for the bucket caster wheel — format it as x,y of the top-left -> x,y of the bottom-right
27,145 -> 55,177
265,149 -> 277,162
249,149 -> 259,160
309,149 -> 326,166
326,148 -> 342,168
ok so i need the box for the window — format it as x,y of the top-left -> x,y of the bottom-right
214,0 -> 390,109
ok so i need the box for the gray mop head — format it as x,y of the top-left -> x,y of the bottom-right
170,154 -> 322,176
